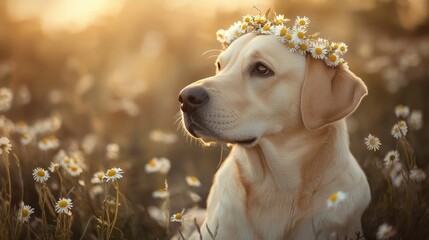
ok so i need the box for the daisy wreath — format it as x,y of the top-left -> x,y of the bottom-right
216,10 -> 349,67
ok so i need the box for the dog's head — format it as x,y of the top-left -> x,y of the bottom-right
179,33 -> 367,146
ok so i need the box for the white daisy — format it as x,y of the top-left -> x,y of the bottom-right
106,143 -> 119,160
330,42 -> 340,51
145,157 -> 171,174
327,191 -> 346,208
0,136 -> 12,154
187,191 -> 202,203
60,156 -> 72,168
336,42 -> 348,55
253,15 -> 267,24
149,130 -> 178,144
55,198 -> 73,214
297,40 -> 311,55
391,121 -> 408,139
287,41 -> 298,53
32,167 -> 50,183
273,26 -> 289,42
66,163 -> 83,177
310,42 -> 328,59
325,53 -> 341,67
48,162 -> 60,173
152,188 -> 169,199
274,14 -> 287,24
225,21 -> 245,44
408,110 -> 422,130
364,134 -> 381,151
20,132 -> 34,145
260,22 -> 273,34
91,171 -> 105,184
409,168 -> 426,182
14,121 -> 29,134
17,202 -> 34,222
295,16 -> 310,28
170,209 -> 185,223
394,104 -> 410,118
242,14 -> 253,23
291,26 -> 307,44
383,150 -> 400,168
216,29 -> 226,43
0,87 -> 13,112
104,167 -> 124,182
376,223 -> 396,239
38,136 -> 60,151
186,176 -> 201,187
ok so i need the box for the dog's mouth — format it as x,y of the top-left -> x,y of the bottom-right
183,113 -> 258,146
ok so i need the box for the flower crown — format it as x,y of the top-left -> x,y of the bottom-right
216,13 -> 348,68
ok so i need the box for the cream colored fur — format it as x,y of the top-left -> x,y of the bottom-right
180,33 -> 371,240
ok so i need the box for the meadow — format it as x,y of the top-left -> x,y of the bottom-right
0,0 -> 428,239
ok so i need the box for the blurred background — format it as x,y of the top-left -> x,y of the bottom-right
0,0 -> 428,239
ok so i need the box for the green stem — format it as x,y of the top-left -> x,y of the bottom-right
3,153 -> 12,203
108,181 -> 120,239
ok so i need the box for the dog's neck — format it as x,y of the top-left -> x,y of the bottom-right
234,120 -> 350,196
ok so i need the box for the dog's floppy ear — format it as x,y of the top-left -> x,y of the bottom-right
301,55 -> 367,130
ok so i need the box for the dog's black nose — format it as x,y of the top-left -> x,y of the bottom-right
178,86 -> 209,112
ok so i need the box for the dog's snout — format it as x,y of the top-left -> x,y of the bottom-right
178,87 -> 209,112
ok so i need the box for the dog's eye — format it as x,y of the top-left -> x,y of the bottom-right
252,63 -> 274,77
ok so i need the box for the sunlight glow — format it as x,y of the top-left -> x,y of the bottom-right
7,0 -> 124,32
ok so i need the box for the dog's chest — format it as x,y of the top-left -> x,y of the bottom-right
242,176 -> 301,238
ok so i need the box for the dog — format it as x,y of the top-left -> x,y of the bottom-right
178,32 -> 371,239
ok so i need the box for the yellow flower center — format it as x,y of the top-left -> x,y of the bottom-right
64,157 -> 70,164
157,188 -> 166,193
255,17 -> 265,23
299,19 -> 306,26
285,34 -> 292,41
244,17 -> 251,22
329,54 -> 337,62
288,43 -> 295,48
59,200 -> 68,208
299,44 -> 307,51
37,170 -> 45,177
330,193 -> 338,202
107,169 -> 117,177
175,213 -> 182,219
369,138 -> 377,145
280,28 -> 287,36
340,46 -> 346,51
241,24 -> 247,30
297,32 -> 305,39
148,160 -> 156,167
22,209 -> 29,217
189,176 -> 198,182
398,121 -> 406,127
262,24 -> 270,31
70,165 -> 78,172
18,122 -> 27,127
97,173 -> 104,180
315,48 -> 323,55
42,139 -> 49,144
332,44 -> 338,50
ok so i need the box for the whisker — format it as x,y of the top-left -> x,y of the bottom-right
207,55 -> 219,60
202,49 -> 222,56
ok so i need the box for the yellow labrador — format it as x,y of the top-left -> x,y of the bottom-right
179,33 -> 370,239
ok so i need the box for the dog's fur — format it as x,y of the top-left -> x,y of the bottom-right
179,33 -> 371,239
